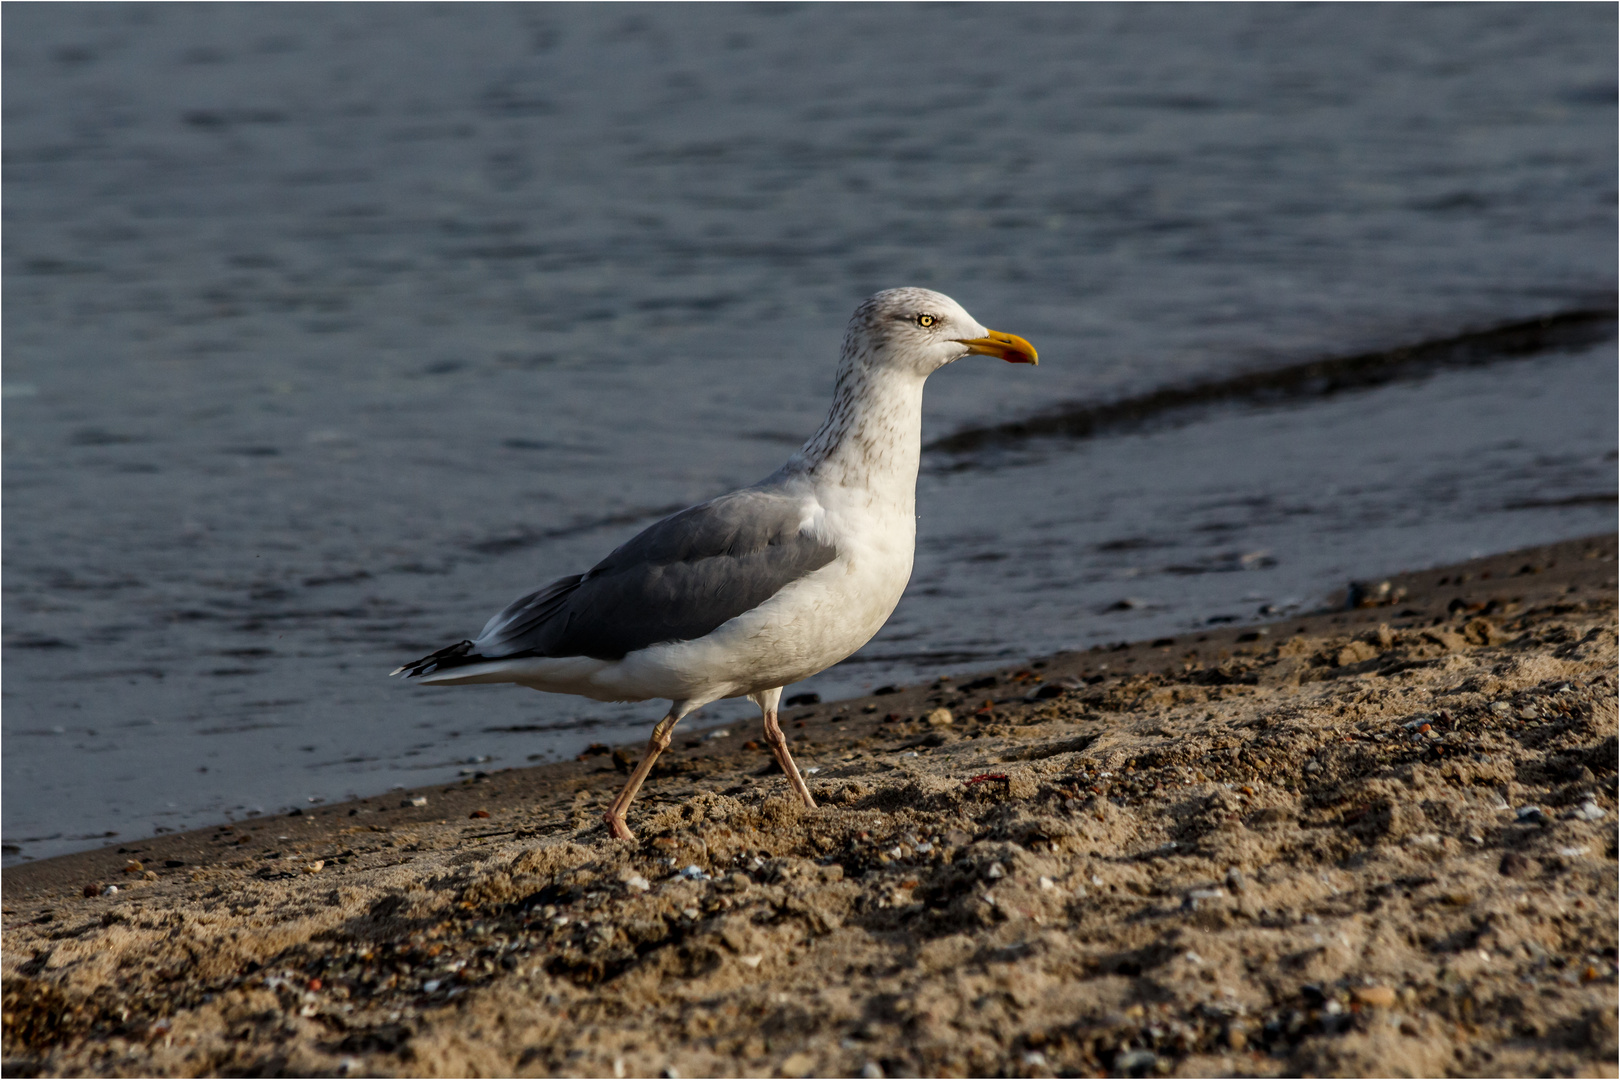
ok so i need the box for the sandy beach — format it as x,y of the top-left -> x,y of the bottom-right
2,534 -> 1614,1077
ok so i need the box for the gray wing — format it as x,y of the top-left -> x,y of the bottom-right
473,488 -> 837,662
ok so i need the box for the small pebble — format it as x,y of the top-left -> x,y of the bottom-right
1499,852 -> 1539,878
705,729 -> 730,740
679,865 -> 709,881
914,841 -> 933,854
100,885 -> 118,897
1352,985 -> 1397,1008
983,862 -> 1005,880
860,1064 -> 884,1080
624,874 -> 651,893
1224,867 -> 1246,893
1515,806 -> 1548,825
739,954 -> 763,968
924,708 -> 954,727
805,766 -> 820,775
423,980 -> 441,993
302,860 -> 325,874
1116,1050 -> 1156,1072
469,810 -> 490,819
1354,990 -> 1393,1016
1021,1051 -> 1047,1066
1575,800 -> 1605,821
405,796 -> 428,808
122,860 -> 143,875
1038,876 -> 1055,891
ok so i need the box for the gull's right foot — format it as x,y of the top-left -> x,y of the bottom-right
603,811 -> 635,842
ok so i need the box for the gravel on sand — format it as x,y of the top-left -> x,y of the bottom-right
3,535 -> 1615,1077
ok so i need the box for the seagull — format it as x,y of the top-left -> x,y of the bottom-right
394,288 -> 1037,840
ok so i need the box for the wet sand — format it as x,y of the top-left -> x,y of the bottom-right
3,535 -> 1615,1077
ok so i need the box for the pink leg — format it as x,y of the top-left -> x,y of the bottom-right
603,708 -> 683,841
762,705 -> 817,809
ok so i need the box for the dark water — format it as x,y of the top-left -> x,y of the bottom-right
4,4 -> 1615,862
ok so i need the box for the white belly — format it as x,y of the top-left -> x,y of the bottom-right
620,538 -> 912,699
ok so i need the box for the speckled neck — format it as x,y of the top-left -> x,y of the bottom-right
795,345 -> 927,500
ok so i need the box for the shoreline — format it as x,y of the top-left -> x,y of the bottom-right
3,534 -> 1615,1076
5,535 -> 1613,895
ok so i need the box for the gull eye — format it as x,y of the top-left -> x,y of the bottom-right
917,314 -> 936,328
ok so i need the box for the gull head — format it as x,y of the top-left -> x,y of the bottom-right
844,287 -> 1038,377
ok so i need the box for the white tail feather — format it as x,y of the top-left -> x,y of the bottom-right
415,660 -> 531,687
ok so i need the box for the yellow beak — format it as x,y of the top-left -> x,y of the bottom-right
953,329 -> 1038,365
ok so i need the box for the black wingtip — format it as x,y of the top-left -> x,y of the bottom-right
393,639 -> 477,678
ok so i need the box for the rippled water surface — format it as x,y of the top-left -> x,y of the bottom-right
4,4 -> 1615,861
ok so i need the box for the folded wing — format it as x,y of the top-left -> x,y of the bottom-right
468,488 -> 836,663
